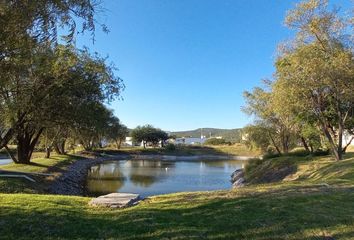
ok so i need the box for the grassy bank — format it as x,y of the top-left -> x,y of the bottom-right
1,151 -> 354,239
0,154 -> 83,193
1,181 -> 354,239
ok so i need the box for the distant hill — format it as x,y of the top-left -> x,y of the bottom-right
171,128 -> 242,143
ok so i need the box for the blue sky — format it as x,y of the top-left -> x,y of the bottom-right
76,0 -> 350,131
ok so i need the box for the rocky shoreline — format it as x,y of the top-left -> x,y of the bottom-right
48,155 -> 126,196
230,169 -> 246,188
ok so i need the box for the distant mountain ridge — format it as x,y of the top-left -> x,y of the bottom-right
171,128 -> 242,143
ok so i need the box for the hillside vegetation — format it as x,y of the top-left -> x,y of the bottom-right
172,128 -> 242,142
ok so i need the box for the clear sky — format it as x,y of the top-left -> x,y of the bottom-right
76,0 -> 350,131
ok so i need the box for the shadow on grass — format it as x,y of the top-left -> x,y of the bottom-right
1,186 -> 354,239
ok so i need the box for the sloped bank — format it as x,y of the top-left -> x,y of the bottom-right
231,157 -> 297,188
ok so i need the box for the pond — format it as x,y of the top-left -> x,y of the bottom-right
0,158 -> 12,166
86,159 -> 246,197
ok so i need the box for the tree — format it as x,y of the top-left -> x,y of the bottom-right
0,0 -> 104,151
242,124 -> 275,153
131,125 -> 168,148
106,117 -> 129,149
1,45 -> 123,163
243,83 -> 297,154
274,0 -> 354,160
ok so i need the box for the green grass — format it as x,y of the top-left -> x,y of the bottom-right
1,185 -> 354,239
1,151 -> 354,239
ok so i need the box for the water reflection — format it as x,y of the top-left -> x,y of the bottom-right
86,163 -> 126,194
86,159 -> 244,197
127,160 -> 175,187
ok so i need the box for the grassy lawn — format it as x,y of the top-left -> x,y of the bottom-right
1,184 -> 354,239
1,151 -> 354,239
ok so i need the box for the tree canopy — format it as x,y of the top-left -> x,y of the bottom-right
0,1 -> 125,163
131,125 -> 169,148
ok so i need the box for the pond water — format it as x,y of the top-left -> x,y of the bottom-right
0,159 -> 12,166
86,159 -> 246,197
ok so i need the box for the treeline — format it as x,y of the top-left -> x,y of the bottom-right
0,1 -> 127,163
242,0 -> 354,161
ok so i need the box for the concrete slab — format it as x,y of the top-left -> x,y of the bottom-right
89,193 -> 140,208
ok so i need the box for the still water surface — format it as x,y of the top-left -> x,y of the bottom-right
86,159 -> 245,197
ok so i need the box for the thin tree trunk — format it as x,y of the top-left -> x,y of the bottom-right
321,124 -> 340,161
268,132 -> 281,155
59,140 -> 65,154
342,136 -> 354,154
5,145 -> 18,163
337,121 -> 344,160
53,144 -> 61,154
45,147 -> 51,158
301,137 -> 310,152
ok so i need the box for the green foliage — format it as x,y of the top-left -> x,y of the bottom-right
0,1 -> 124,163
105,117 -> 129,149
243,0 -> 354,160
0,0 -> 104,149
131,125 -> 168,147
242,124 -> 273,152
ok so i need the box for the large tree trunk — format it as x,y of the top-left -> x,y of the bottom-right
16,127 -> 43,164
0,113 -> 26,151
115,139 -> 122,149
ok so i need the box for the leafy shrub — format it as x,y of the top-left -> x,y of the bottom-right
263,149 -> 329,160
312,149 -> 330,156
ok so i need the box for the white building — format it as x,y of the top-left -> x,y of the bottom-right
123,137 -> 134,146
174,137 -> 207,145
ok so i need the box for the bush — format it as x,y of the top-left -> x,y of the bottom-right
312,149 -> 330,156
263,149 -> 330,160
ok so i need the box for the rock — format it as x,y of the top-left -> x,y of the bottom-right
232,177 -> 245,188
89,193 -> 141,208
231,169 -> 245,188
231,169 -> 244,182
